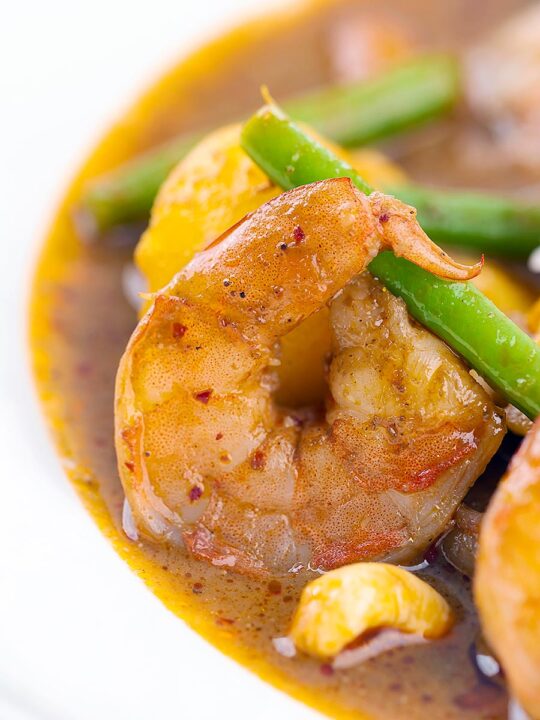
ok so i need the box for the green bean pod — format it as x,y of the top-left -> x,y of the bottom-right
241,104 -> 540,419
285,54 -> 459,147
370,253 -> 540,419
389,184 -> 540,258
81,55 -> 458,233
80,133 -> 202,233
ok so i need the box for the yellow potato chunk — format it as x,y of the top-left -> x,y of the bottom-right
135,123 -> 405,407
277,307 -> 331,406
349,147 -> 407,188
135,124 -> 278,295
290,563 -> 453,659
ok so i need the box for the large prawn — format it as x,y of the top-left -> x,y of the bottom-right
476,419 -> 540,720
115,178 -> 503,576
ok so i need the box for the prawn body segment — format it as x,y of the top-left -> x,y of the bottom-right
115,178 -> 503,575
476,419 -> 540,719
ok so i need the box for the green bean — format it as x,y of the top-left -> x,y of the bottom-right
242,108 -> 540,259
242,102 -> 372,195
370,253 -> 540,419
79,133 -> 202,233
241,104 -> 540,419
81,55 -> 458,233
389,184 -> 540,258
285,54 -> 459,147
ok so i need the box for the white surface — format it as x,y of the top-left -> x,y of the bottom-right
0,1 -> 321,718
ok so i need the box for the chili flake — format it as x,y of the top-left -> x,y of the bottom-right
194,389 -> 212,404
293,225 -> 305,243
172,322 -> 187,338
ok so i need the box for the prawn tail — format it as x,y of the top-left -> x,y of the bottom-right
369,192 -> 483,281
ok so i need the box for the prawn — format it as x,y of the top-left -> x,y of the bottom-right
115,178 -> 503,575
476,419 -> 540,720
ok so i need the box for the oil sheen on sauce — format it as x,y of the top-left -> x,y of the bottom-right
30,0 -> 527,717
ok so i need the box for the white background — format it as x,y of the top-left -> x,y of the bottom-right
0,1 -> 321,718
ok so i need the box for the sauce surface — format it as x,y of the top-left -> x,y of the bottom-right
30,1 -> 530,717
